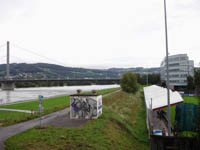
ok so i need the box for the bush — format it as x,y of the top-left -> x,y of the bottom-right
120,72 -> 139,93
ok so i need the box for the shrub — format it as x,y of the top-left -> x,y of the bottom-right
120,72 -> 139,93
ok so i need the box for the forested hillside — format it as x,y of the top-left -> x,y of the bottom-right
0,63 -> 160,79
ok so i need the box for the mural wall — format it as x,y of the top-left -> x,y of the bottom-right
70,95 -> 102,119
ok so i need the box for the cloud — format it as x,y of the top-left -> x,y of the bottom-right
0,0 -> 199,68
0,0 -> 37,23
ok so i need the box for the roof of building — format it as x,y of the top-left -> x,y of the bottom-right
144,85 -> 184,110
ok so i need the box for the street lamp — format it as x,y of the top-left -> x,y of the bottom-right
164,0 -> 171,136
146,72 -> 148,85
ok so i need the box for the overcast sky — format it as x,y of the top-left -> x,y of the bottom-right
0,0 -> 199,69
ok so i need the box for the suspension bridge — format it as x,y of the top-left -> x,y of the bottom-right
0,41 -> 120,90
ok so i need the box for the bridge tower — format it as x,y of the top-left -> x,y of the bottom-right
1,41 -> 15,90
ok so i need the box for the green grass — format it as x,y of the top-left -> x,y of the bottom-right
164,105 -> 176,125
84,87 -> 120,95
162,96 -> 200,137
183,96 -> 199,105
139,85 -> 148,89
95,87 -> 120,95
0,96 -> 69,111
164,96 -> 198,126
0,88 -> 120,111
179,131 -> 198,137
5,90 -> 149,150
103,91 -> 148,144
0,111 -> 33,127
0,96 -> 69,127
0,88 -> 120,127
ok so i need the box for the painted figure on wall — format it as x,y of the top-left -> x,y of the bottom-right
71,97 -> 97,119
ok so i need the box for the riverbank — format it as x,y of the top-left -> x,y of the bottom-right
4,90 -> 149,150
0,88 -> 120,127
0,84 -> 120,105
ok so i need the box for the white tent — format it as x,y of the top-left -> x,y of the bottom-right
144,85 -> 184,135
144,85 -> 184,110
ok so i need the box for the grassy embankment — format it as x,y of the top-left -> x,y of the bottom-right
5,90 -> 149,150
0,88 -> 120,127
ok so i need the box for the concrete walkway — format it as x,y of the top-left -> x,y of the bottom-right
0,108 -> 70,150
0,108 -> 35,114
150,111 -> 168,136
43,111 -> 88,128
0,89 -> 121,150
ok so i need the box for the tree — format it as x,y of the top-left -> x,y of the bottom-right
187,76 -> 195,93
148,73 -> 160,85
120,72 -> 139,93
194,69 -> 200,138
194,69 -> 200,90
135,73 -> 160,86
161,81 -> 166,88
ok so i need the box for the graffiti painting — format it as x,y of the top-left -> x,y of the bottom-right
70,95 -> 102,119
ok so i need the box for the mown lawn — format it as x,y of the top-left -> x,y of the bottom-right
0,96 -> 69,127
93,87 -> 120,95
0,88 -> 120,127
0,111 -> 33,127
0,96 -> 69,111
0,88 -> 120,111
5,91 -> 149,150
183,96 -> 198,105
165,96 -> 198,126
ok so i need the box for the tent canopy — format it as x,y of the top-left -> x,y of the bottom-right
144,85 -> 184,110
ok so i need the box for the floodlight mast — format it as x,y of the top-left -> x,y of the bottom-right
164,0 -> 171,136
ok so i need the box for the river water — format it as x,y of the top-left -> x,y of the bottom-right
0,84 -> 120,105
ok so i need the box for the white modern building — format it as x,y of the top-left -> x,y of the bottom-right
160,54 -> 194,89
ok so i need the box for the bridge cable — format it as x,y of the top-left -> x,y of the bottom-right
10,56 -> 32,63
0,43 -> 6,48
12,43 -> 69,67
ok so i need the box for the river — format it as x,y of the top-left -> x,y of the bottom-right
0,84 -> 120,105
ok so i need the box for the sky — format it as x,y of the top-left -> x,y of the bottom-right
0,0 -> 199,69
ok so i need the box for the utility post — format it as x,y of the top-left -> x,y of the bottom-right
146,73 -> 148,85
6,41 -> 10,80
164,0 -> 171,136
38,95 -> 44,127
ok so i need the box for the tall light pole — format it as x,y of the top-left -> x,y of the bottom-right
6,41 -> 10,80
146,73 -> 148,85
164,0 -> 171,136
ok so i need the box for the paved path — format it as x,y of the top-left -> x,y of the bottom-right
43,111 -> 88,128
0,108 -> 35,114
0,90 -> 121,150
150,111 -> 168,136
0,108 -> 70,150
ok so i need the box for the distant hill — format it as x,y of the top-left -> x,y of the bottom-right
108,67 -> 160,73
0,63 -> 160,79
